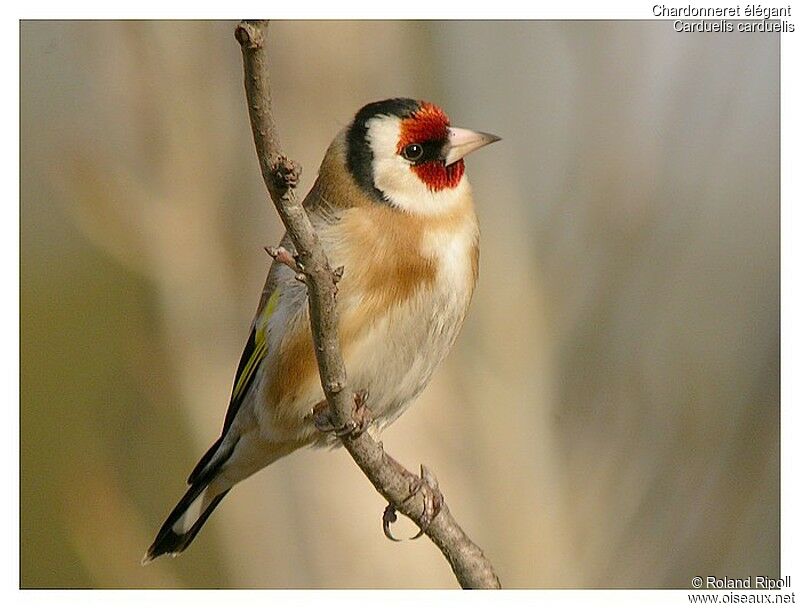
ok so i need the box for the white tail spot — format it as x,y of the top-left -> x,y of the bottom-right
172,489 -> 208,535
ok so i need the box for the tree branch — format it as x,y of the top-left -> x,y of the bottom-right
235,19 -> 501,589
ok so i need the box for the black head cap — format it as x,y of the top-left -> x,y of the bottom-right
346,98 -> 421,202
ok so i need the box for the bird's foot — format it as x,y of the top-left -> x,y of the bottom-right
382,464 -> 444,542
331,265 -> 345,297
312,389 -> 371,438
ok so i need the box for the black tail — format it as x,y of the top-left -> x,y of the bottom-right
142,481 -> 230,564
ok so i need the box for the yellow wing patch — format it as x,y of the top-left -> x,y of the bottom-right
231,288 -> 281,403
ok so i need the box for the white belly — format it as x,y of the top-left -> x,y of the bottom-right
347,287 -> 467,427
344,224 -> 477,428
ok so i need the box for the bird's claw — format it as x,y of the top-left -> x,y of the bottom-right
312,390 -> 371,438
352,388 -> 370,428
331,266 -> 345,297
382,504 -> 402,542
381,464 -> 444,542
411,464 -> 443,537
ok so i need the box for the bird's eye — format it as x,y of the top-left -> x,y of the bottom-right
402,143 -> 424,162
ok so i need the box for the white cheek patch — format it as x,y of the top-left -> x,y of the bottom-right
365,116 -> 468,216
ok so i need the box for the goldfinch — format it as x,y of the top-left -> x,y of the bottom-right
144,98 -> 499,562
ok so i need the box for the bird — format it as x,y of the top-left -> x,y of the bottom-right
143,98 -> 500,563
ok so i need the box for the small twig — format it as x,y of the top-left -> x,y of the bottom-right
265,245 -> 300,271
235,19 -> 501,589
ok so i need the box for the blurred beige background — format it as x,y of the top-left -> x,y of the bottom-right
20,20 -> 779,588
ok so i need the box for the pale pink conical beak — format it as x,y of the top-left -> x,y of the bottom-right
445,127 -> 501,166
